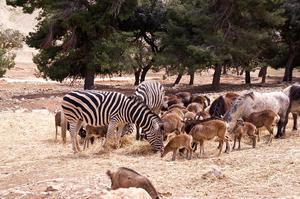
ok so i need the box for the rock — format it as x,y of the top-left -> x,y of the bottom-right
98,188 -> 152,199
45,186 -> 58,192
201,167 -> 226,180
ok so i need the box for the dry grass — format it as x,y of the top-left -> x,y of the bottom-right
1,109 -> 300,199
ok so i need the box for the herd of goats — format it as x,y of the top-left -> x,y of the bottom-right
54,81 -> 300,161
50,81 -> 300,198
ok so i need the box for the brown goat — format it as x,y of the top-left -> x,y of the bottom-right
242,110 -> 280,144
195,111 -> 211,120
175,92 -> 193,106
231,119 -> 257,150
209,92 -> 239,118
106,167 -> 160,199
161,133 -> 193,161
166,95 -> 183,107
83,125 -> 108,149
163,106 -> 185,119
55,111 -> 63,141
161,112 -> 185,139
191,95 -> 211,109
184,111 -> 196,121
187,102 -> 204,114
190,119 -> 230,156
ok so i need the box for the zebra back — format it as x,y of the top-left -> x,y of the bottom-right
61,90 -> 164,151
134,80 -> 165,113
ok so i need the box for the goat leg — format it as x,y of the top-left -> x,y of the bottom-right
252,136 -> 256,148
171,149 -> 177,161
267,127 -> 273,144
232,136 -> 236,150
218,140 -> 223,156
225,140 -> 230,153
238,137 -> 241,150
257,129 -> 260,142
55,126 -> 58,141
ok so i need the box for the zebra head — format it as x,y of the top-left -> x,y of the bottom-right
147,116 -> 164,152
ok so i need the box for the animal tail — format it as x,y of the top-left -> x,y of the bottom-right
61,111 -> 67,144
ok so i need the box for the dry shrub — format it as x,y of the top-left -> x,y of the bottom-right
121,141 -> 155,156
119,135 -> 134,148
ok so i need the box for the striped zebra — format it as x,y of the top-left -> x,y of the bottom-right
61,90 -> 164,153
124,80 -> 166,139
135,80 -> 166,114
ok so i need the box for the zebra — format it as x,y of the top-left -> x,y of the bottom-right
123,80 -> 166,140
61,90 -> 164,153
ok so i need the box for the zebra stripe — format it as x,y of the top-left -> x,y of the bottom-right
123,81 -> 165,137
61,90 -> 164,152
135,80 -> 165,113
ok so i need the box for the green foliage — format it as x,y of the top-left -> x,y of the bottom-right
0,26 -> 23,77
7,0 -> 300,85
7,0 -> 140,88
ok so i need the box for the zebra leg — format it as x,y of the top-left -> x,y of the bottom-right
136,127 -> 140,140
104,122 -> 120,150
75,121 -> 83,152
69,121 -> 82,153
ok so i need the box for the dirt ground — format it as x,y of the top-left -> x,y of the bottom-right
1,69 -> 300,199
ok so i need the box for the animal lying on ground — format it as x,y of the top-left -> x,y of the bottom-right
231,118 -> 257,150
189,119 -> 230,156
161,133 -> 193,161
106,167 -> 160,199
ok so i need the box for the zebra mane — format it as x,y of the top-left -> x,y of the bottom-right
128,95 -> 162,121
128,95 -> 144,103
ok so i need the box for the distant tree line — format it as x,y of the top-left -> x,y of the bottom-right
5,0 -> 300,89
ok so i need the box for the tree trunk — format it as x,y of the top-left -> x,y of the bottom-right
222,65 -> 227,75
84,67 -> 95,90
258,66 -> 267,83
283,43 -> 296,82
240,67 -> 245,75
173,73 -> 183,86
236,66 -> 240,75
189,70 -> 195,85
140,64 -> 151,82
245,70 -> 251,84
134,69 -> 141,86
212,64 -> 222,90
